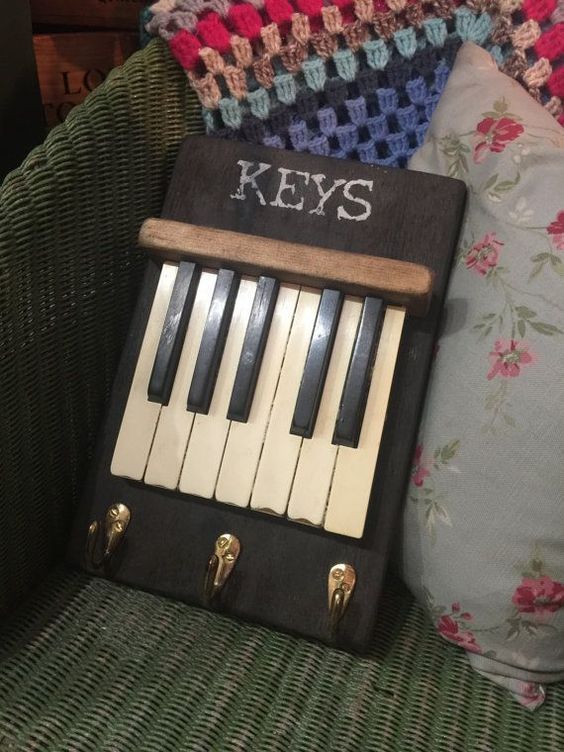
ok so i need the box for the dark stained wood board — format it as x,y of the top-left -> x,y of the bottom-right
67,136 -> 466,650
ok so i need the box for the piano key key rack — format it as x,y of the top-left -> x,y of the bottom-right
68,136 -> 466,650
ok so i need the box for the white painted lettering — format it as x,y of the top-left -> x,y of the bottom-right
230,160 -> 271,205
308,174 -> 347,216
337,179 -> 373,222
270,168 -> 310,211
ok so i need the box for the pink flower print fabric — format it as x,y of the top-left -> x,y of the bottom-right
411,445 -> 430,487
547,210 -> 564,250
512,577 -> 564,617
404,43 -> 564,709
465,233 -> 503,276
473,116 -> 525,163
437,608 -> 481,654
437,615 -> 481,652
487,340 -> 534,380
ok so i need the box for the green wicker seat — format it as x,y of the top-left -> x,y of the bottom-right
0,40 -> 562,751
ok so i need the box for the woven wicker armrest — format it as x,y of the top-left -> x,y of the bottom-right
0,40 -> 203,613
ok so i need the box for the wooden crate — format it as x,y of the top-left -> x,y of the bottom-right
33,32 -> 138,128
30,0 -> 146,30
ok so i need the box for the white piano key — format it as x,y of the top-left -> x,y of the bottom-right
178,277 -> 256,498
324,306 -> 405,539
287,297 -> 361,526
144,270 -> 217,489
251,288 -> 320,515
111,262 -> 178,480
216,284 -> 299,508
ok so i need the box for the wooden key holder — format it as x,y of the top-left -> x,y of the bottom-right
67,136 -> 466,651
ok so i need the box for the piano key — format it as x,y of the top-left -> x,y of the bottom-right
251,288 -> 319,515
290,288 -> 343,439
111,262 -> 178,480
333,296 -> 384,448
324,306 -> 406,539
216,284 -> 299,508
287,297 -> 361,526
227,276 -> 280,423
147,261 -> 201,405
178,277 -> 257,499
144,270 -> 217,489
187,268 -> 240,414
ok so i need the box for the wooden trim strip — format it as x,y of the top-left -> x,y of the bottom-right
139,218 -> 434,316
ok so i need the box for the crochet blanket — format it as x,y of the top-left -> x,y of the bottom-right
146,1 -> 563,167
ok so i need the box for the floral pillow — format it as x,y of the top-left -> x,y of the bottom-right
403,42 -> 564,710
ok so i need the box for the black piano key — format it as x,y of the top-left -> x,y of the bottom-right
187,268 -> 240,414
227,276 -> 280,423
290,288 -> 343,439
148,261 -> 201,405
333,297 -> 384,448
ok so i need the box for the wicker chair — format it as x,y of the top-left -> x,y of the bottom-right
0,40 -> 562,751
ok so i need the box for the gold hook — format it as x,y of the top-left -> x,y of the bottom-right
328,564 -> 356,636
204,534 -> 241,602
85,503 -> 131,570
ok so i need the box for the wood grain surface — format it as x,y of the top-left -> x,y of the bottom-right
140,219 -> 434,316
33,32 -> 138,128
30,0 -> 145,29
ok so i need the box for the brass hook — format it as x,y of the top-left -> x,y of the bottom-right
85,503 -> 131,571
204,534 -> 240,603
328,564 -> 356,637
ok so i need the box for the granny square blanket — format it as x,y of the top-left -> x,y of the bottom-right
146,0 -> 563,167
